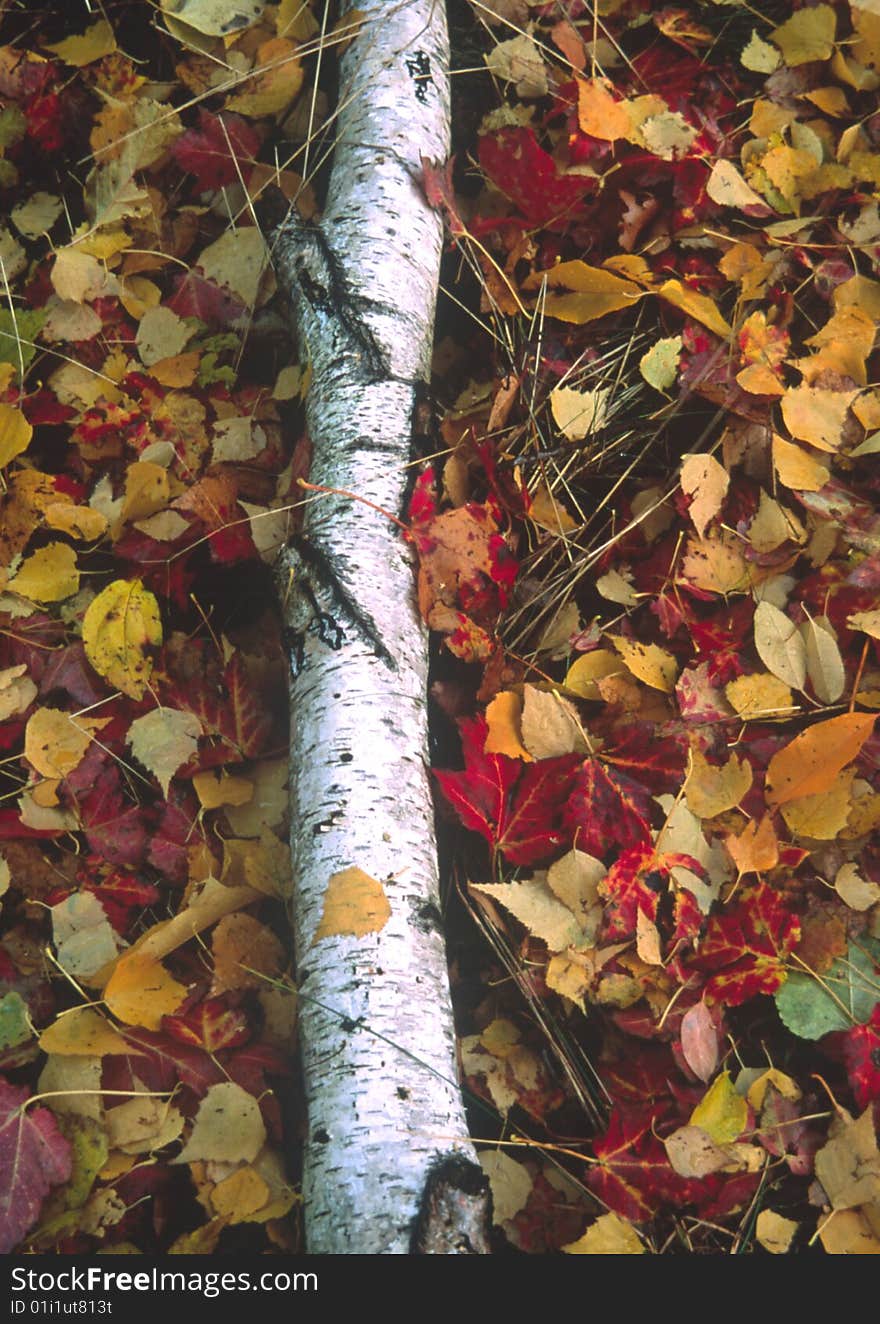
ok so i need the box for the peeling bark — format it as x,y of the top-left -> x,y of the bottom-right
267,0 -> 489,1254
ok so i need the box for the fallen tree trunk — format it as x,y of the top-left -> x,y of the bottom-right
267,0 -> 489,1254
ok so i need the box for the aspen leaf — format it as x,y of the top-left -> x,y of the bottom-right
51,893 -> 122,981
550,385 -> 610,440
25,709 -> 107,780
741,31 -> 781,74
595,566 -> 639,607
135,306 -> 190,368
780,769 -> 855,840
772,434 -> 829,492
103,954 -> 187,1029
0,403 -> 32,467
577,77 -> 633,141
848,609 -> 880,640
770,5 -> 836,65
753,600 -> 806,691
657,279 -> 731,338
176,1082 -> 266,1165
121,462 -> 171,525
685,748 -> 753,819
814,1108 -> 880,1211
523,261 -> 643,325
44,503 -> 107,541
226,36 -> 304,117
485,34 -> 548,98
680,453 -> 729,539
470,879 -> 586,953
755,1210 -> 797,1254
312,867 -> 390,942
82,579 -> 162,699
45,19 -> 117,66
725,672 -> 796,721
818,1209 -> 880,1255
706,159 -> 766,211
520,686 -> 588,759
8,544 -> 79,603
748,492 -> 805,553
635,908 -> 662,965
780,387 -> 856,452
126,707 -> 202,796
834,862 -> 880,912
0,666 -> 36,722
690,1071 -> 747,1144
609,636 -> 677,692
193,770 -> 254,809
484,690 -> 532,761
679,531 -> 749,595
526,482 -> 577,534
564,649 -> 623,700
38,1007 -> 131,1058
765,713 -> 875,806
211,1167 -> 270,1220
479,1151 -> 532,1224
563,1213 -> 645,1254
639,335 -> 681,391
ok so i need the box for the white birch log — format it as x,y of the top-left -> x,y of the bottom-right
269,0 -> 489,1254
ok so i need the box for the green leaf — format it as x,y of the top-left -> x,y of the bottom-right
775,938 -> 880,1040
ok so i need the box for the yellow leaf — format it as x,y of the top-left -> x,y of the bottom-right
25,709 -> 107,780
563,1213 -> 645,1254
678,531 -> 750,595
766,713 -> 875,806
705,159 -> 766,211
781,386 -> 856,452
193,770 -> 254,809
755,1210 -> 798,1254
690,1071 -> 748,1144
104,953 -> 187,1029
39,1006 -> 131,1057
45,19 -> 117,66
0,404 -> 32,468
848,609 -> 880,640
770,4 -> 836,65
684,748 -> 753,819
226,37 -> 304,118
120,461 -> 171,526
772,434 -> 829,492
780,768 -> 855,840
564,649 -> 623,700
819,1209 -> 880,1254
312,867 -> 391,942
43,502 -> 108,541
609,636 -> 678,692
484,690 -> 532,761
523,260 -> 643,325
550,385 -> 610,440
725,672 -> 797,721
527,481 -> 577,534
679,453 -> 729,539
211,1167 -> 270,1220
8,543 -> 80,603
657,279 -> 731,338
753,599 -> 806,690
83,578 -> 162,699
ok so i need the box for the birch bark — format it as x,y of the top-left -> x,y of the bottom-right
269,0 -> 489,1254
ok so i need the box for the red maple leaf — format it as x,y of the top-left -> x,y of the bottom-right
435,718 -> 579,865
0,1080 -> 71,1253
478,127 -> 596,230
563,756 -> 653,860
686,882 -> 800,1005
163,997 -> 252,1054
587,1107 -> 703,1223
172,110 -> 260,192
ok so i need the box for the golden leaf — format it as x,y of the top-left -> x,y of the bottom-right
82,578 -> 162,699
312,867 -> 391,942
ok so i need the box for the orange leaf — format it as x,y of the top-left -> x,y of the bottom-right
765,713 -> 876,807
103,953 -> 187,1029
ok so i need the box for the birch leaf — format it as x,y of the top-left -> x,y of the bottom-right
609,636 -> 678,692
753,600 -> 806,691
470,879 -> 585,952
563,1213 -> 645,1254
0,404 -> 32,467
755,1210 -> 797,1254
639,336 -> 681,391
8,544 -> 80,604
684,749 -> 753,818
313,867 -> 391,942
103,954 -> 188,1029
176,1082 -> 266,1164
127,708 -> 202,796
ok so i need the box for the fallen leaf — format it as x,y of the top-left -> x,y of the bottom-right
312,867 -> 391,942
0,1081 -> 71,1254
8,544 -> 80,603
103,954 -> 188,1029
690,1071 -> 747,1144
126,707 -> 202,795
753,600 -> 806,691
680,453 -> 729,539
82,579 -> 162,700
765,714 -> 875,806
609,637 -> 677,692
484,690 -> 532,761
684,748 -> 753,819
479,1150 -> 532,1224
814,1108 -> 880,1211
175,1082 -> 266,1164
680,1000 -> 719,1083
755,1209 -> 797,1254
563,1212 -> 645,1254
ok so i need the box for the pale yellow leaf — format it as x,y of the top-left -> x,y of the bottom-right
753,600 -> 806,691
127,707 -> 202,796
176,1082 -> 266,1164
609,636 -> 678,692
685,748 -> 753,819
563,1213 -> 645,1254
725,672 -> 797,720
680,453 -> 729,539
8,543 -> 79,603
